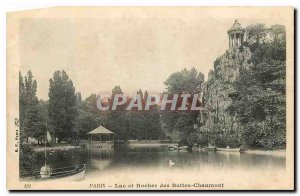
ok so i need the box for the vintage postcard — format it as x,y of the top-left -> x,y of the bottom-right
7,7 -> 294,190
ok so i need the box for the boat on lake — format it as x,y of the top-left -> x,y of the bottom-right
178,146 -> 188,152
205,146 -> 217,151
168,145 -> 178,151
25,164 -> 86,182
216,148 -> 241,152
168,145 -> 188,152
205,144 -> 217,152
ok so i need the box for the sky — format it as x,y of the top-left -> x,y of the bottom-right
17,7 -> 286,100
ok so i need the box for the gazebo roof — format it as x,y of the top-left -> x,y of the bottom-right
228,19 -> 244,33
87,125 -> 114,135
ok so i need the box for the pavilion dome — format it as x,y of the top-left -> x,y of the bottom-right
228,19 -> 244,33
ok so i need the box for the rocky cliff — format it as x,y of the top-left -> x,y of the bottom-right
198,46 -> 252,146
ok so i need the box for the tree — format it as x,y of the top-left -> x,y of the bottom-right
164,67 -> 204,94
76,94 -> 102,137
19,72 -> 26,131
23,101 -> 46,143
245,24 -> 267,45
162,67 -> 205,148
112,86 -> 123,94
142,104 -> 161,140
19,71 -> 45,142
48,70 -> 78,143
19,71 -> 45,176
103,86 -> 130,141
128,90 -> 161,140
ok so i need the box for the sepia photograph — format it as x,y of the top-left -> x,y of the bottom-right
6,6 -> 294,190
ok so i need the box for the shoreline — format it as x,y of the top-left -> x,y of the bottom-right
34,145 -> 82,152
242,149 -> 286,157
33,143 -> 286,158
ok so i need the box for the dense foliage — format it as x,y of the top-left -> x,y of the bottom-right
161,68 -> 205,148
228,24 -> 286,148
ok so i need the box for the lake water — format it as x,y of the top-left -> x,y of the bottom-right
32,144 -> 286,181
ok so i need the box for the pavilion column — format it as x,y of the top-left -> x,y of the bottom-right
234,33 -> 236,46
233,37 -> 235,47
228,34 -> 229,48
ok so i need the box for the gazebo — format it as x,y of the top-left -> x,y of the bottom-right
227,19 -> 245,49
86,125 -> 114,149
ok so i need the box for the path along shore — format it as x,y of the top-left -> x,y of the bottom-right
34,145 -> 82,152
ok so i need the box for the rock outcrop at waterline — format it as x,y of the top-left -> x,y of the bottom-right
198,46 -> 252,146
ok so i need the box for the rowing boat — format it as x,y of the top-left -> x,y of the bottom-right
25,164 -> 86,182
216,148 -> 241,152
205,147 -> 217,151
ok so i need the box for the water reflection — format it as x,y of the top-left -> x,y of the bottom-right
86,148 -> 114,175
33,144 -> 285,179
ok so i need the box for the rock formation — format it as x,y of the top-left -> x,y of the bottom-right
199,44 -> 252,146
